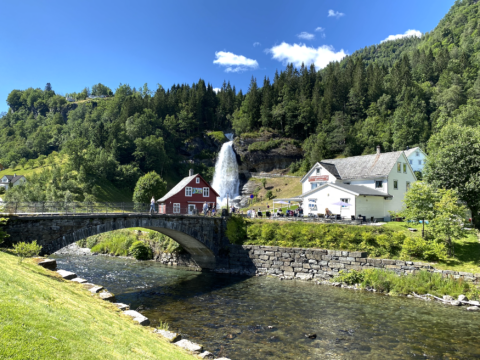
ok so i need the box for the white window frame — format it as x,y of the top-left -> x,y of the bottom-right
397,162 -> 401,173
203,187 -> 209,197
393,180 -> 398,190
173,203 -> 180,213
340,198 -> 350,207
403,163 -> 407,173
316,168 -> 321,175
185,187 -> 192,197
375,180 -> 383,188
196,178 -> 200,184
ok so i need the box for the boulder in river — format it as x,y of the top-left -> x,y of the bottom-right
443,295 -> 454,302
466,306 -> 480,311
124,310 -> 150,326
154,329 -> 181,343
174,339 -> 203,354
198,351 -> 214,359
56,270 -> 77,280
458,295 -> 468,302
99,292 -> 115,302
70,277 -> 88,284
114,303 -> 130,311
82,283 -> 104,293
450,300 -> 461,306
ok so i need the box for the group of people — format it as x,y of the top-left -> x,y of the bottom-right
202,202 -> 217,216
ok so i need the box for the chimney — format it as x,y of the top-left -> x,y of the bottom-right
406,146 -> 409,150
376,146 -> 381,155
189,169 -> 194,177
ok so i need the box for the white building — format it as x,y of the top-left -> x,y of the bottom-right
404,147 -> 427,173
0,174 -> 27,190
284,146 -> 416,221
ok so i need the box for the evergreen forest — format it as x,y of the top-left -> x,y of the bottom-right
1,0 -> 480,202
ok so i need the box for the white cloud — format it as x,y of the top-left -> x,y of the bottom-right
381,29 -> 422,43
314,27 -> 326,38
253,42 -> 261,47
213,51 -> 259,72
213,88 -> 221,93
328,10 -> 344,18
268,42 -> 347,69
297,31 -> 315,40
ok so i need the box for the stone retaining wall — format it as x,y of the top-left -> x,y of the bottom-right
218,245 -> 480,284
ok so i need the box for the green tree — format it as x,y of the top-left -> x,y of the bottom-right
425,124 -> 480,228
132,171 -> 167,204
13,241 -> 42,264
402,182 -> 437,237
266,190 -> 274,200
261,178 -> 267,189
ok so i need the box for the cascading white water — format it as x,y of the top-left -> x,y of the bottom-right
212,133 -> 240,206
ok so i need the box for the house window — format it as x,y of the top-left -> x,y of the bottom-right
375,181 -> 383,188
397,163 -> 401,173
173,203 -> 180,213
416,151 -> 419,156
418,160 -> 422,165
311,183 -> 317,190
196,178 -> 200,184
409,160 -> 413,165
406,182 -> 411,191
394,180 -> 398,190
403,163 -> 407,173
316,168 -> 321,175
185,187 -> 192,196
203,187 -> 209,197
340,198 -> 350,207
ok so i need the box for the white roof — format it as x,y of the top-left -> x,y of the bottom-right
404,147 -> 426,157
158,174 -> 197,202
300,183 -> 392,198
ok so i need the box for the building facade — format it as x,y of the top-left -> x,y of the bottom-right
404,147 -> 427,173
157,170 -> 219,215
0,174 -> 27,190
294,146 -> 416,220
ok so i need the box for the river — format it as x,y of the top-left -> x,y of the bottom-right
52,254 -> 480,359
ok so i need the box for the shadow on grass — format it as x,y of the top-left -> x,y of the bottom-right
439,238 -> 480,268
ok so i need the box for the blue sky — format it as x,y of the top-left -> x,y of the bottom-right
0,0 -> 454,113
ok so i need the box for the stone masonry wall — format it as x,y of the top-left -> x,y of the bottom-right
218,245 -> 480,284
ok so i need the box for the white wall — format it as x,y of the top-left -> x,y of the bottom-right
385,153 -> 416,216
349,178 -> 388,193
301,165 -> 337,194
303,186 -> 357,218
355,196 -> 386,219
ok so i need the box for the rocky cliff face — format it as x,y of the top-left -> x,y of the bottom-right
179,132 -> 228,167
233,134 -> 304,180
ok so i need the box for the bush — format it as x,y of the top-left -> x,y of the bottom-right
400,236 -> 447,261
226,216 -> 248,245
266,190 -> 274,200
129,241 -> 153,260
0,218 -> 8,246
248,139 -> 282,152
91,233 -> 135,256
13,241 -> 42,264
334,270 -> 365,285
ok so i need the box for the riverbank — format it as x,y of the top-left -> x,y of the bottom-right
0,250 -> 196,360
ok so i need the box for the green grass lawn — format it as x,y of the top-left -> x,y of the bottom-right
383,221 -> 480,273
0,251 -> 195,360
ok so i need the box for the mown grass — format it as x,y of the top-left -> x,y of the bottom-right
335,269 -> 480,299
0,251 -> 194,360
240,177 -> 302,211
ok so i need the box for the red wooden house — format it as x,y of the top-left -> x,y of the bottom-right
157,170 -> 219,215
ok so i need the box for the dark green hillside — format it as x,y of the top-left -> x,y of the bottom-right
2,0 -> 480,201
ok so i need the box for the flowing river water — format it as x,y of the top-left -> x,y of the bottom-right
52,253 -> 480,359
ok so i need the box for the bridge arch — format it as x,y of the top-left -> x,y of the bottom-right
3,215 -> 228,269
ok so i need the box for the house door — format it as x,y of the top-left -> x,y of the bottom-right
188,204 -> 196,215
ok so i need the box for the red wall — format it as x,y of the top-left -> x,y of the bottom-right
158,175 -> 218,214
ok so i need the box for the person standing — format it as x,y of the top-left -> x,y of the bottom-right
203,201 -> 208,216
150,197 -> 155,214
212,205 -> 216,217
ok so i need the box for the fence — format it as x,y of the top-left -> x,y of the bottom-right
0,202 -> 224,216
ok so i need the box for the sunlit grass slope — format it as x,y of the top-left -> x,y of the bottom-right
0,251 -> 194,360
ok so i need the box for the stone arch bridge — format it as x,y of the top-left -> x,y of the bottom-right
2,214 -> 231,269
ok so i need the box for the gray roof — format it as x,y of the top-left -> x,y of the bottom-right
158,174 -> 197,202
404,147 -> 422,157
2,175 -> 25,183
300,183 -> 392,198
320,151 -> 403,180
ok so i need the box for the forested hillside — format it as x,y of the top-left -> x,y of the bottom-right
1,0 -> 480,202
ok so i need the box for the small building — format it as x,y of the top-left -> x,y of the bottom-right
404,147 -> 427,173
281,146 -> 416,221
0,174 -> 27,190
65,96 -> 76,102
157,170 -> 219,215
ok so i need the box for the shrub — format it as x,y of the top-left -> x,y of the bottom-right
0,218 -> 8,246
207,131 -> 227,143
266,190 -> 274,200
13,241 -> 42,264
226,216 -> 248,245
248,139 -> 282,152
334,270 -> 365,285
129,241 -> 153,260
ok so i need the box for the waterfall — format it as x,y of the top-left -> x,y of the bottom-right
212,133 -> 240,206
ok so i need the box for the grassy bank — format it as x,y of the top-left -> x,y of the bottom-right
227,217 -> 480,273
0,251 -> 194,360
334,269 -> 480,300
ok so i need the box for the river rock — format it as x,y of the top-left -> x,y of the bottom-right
154,329 -> 181,343
82,283 -> 104,293
450,300 -> 461,306
443,295 -> 454,302
458,295 -> 468,302
174,339 -> 203,354
469,301 -> 480,306
70,277 -> 88,284
56,270 -> 77,280
124,310 -> 150,326
114,303 -> 130,311
199,351 -> 214,359
466,306 -> 480,311
99,292 -> 115,302
38,258 -> 57,270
